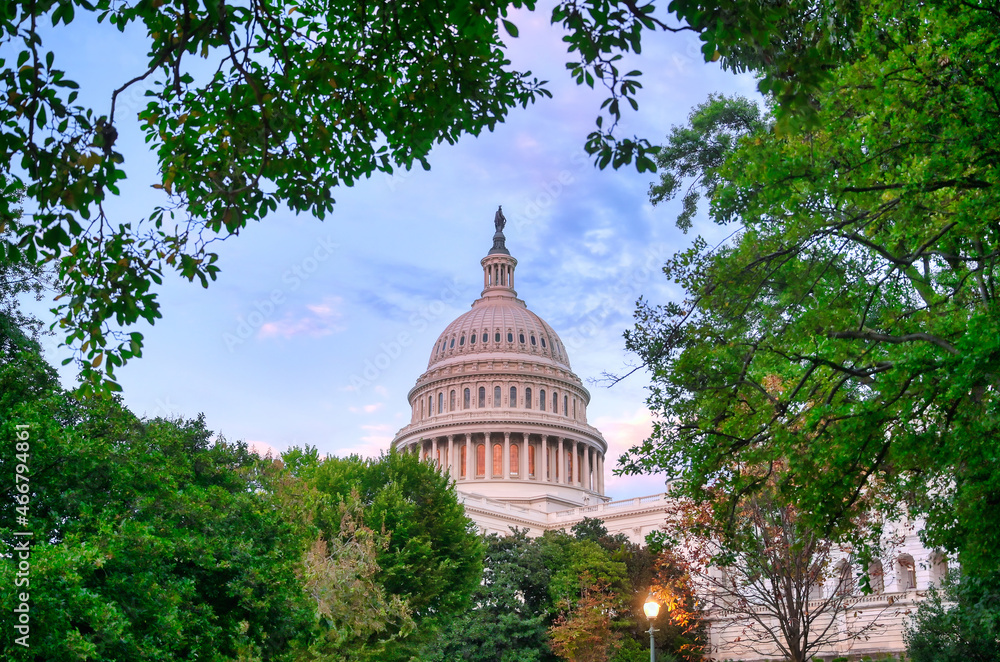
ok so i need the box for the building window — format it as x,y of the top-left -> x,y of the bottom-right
483,333 -> 489,343
459,335 -> 465,346
573,399 -> 577,419
510,444 -> 519,477
519,333 -> 525,343
510,386 -> 517,407
553,392 -> 558,412
476,444 -> 485,477
530,335 -> 536,345
470,333 -> 476,344
507,331 -> 514,342
540,389 -> 546,411
464,388 -> 471,409
450,338 -> 455,348
494,386 -> 501,407
420,399 -> 425,419
450,390 -> 456,411
528,444 -> 535,477
493,444 -> 502,477
478,386 -> 486,408
564,395 -> 568,416
495,332 -> 501,342
868,560 -> 885,593
460,445 -> 467,478
836,560 -> 855,595
525,387 -> 532,409
897,555 -> 916,591
429,396 -> 433,416
541,337 -> 546,348
438,393 -> 443,414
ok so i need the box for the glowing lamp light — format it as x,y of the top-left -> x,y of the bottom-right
643,594 -> 660,620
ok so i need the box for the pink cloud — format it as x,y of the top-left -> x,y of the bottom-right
247,439 -> 283,459
258,296 -> 347,339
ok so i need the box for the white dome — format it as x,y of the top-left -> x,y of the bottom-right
427,297 -> 573,371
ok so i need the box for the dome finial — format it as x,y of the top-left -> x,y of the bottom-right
489,205 -> 510,255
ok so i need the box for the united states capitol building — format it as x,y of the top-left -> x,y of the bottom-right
389,212 -> 940,661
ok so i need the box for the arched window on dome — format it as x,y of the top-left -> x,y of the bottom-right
510,444 -> 519,477
449,338 -> 455,348
460,445 -> 467,478
530,335 -> 536,346
519,332 -> 525,343
428,396 -> 433,416
494,386 -> 501,407
459,335 -> 465,346
495,331 -> 501,343
564,395 -> 568,416
438,393 -> 443,414
510,386 -> 517,407
482,332 -> 488,343
420,399 -> 425,420
573,399 -> 577,419
539,389 -> 546,411
507,331 -> 514,342
541,337 -> 547,348
450,390 -> 456,411
463,388 -> 470,409
525,387 -> 532,409
476,444 -> 485,477
470,333 -> 476,345
553,391 -> 558,412
478,387 -> 486,408
528,444 -> 535,478
492,444 -> 503,477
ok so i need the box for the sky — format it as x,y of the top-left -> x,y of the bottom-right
26,5 -> 757,501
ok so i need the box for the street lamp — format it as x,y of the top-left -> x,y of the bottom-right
643,593 -> 660,662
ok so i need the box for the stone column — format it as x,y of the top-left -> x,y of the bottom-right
465,433 -> 472,480
541,436 -> 549,484
557,437 -> 564,484
520,434 -> 528,479
431,437 -> 438,468
583,442 -> 591,490
597,452 -> 604,493
448,435 -> 455,477
572,439 -> 580,485
485,431 -> 493,479
503,432 -> 511,479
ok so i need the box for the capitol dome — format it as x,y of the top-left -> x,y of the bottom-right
391,210 -> 609,511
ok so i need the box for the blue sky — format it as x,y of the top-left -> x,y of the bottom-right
28,6 -> 757,500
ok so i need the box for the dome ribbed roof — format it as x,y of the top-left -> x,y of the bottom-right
427,296 -> 573,371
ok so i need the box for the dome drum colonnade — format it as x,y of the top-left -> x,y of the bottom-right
391,211 -> 609,509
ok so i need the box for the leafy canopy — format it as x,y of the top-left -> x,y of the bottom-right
623,0 -> 1000,575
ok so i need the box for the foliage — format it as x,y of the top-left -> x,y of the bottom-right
623,0 -> 1000,576
0,346 -> 314,660
287,447 -> 484,661
0,0 -> 698,391
419,530 -> 554,662
905,571 -> 1000,662
657,472 -> 893,662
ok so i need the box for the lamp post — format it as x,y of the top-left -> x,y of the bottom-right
643,593 -> 660,662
